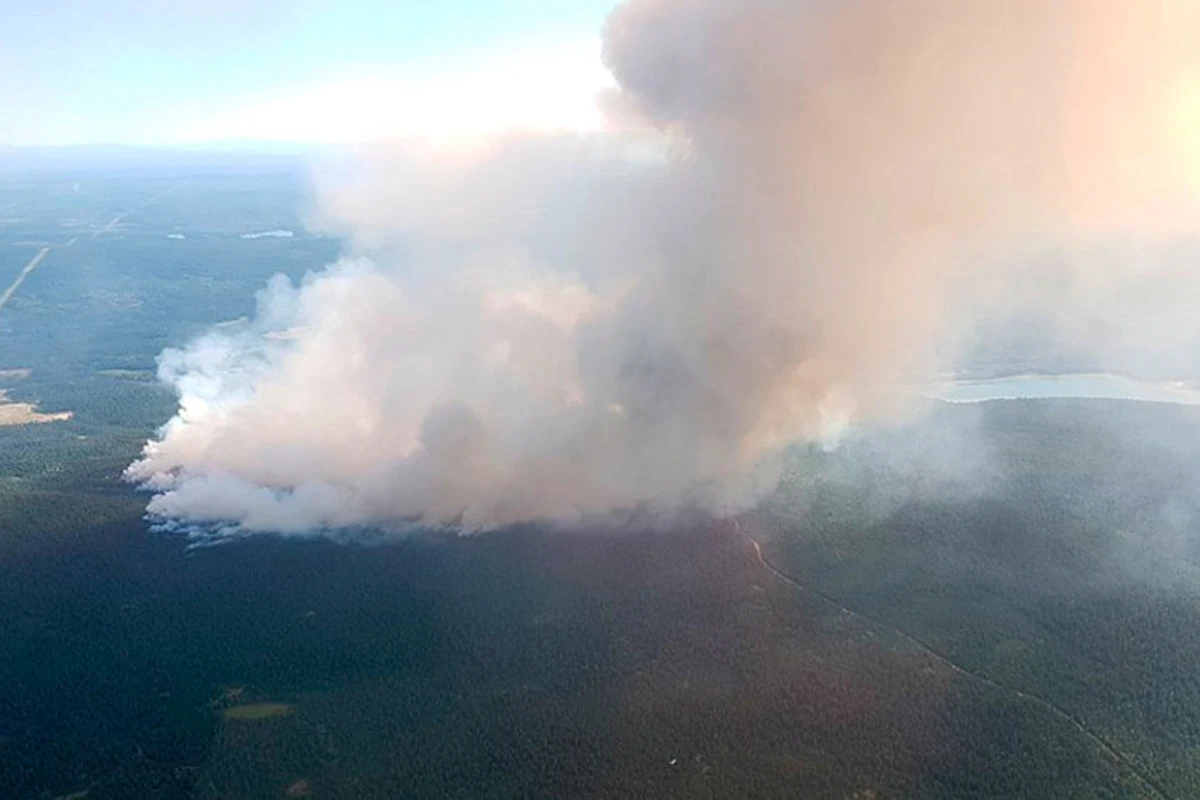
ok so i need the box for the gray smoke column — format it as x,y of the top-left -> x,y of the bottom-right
127,0 -> 1200,535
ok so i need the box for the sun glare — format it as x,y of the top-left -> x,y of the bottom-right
171,39 -> 615,145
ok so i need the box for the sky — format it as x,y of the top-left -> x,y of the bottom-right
2,0 -> 619,146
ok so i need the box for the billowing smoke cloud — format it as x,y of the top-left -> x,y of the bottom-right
128,0 -> 1200,535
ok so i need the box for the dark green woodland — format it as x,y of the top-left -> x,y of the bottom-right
2,161 -> 1199,798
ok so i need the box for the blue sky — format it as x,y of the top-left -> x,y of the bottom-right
3,0 -> 619,146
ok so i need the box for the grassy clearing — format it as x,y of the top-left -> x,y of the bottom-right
222,703 -> 296,722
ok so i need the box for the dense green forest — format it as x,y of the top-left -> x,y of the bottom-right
758,400 -> 1200,799
3,167 -> 1200,798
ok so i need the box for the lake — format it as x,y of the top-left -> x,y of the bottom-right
933,373 -> 1200,405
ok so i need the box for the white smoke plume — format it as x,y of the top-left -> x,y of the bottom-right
128,0 -> 1200,535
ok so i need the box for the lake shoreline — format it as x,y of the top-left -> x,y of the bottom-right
931,372 -> 1200,406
